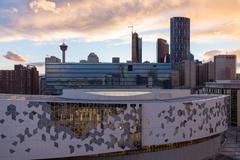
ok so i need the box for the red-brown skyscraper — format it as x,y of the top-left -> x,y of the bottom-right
156,38 -> 170,63
132,32 -> 142,63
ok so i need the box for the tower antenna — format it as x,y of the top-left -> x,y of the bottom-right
60,41 -> 68,63
128,25 -> 134,33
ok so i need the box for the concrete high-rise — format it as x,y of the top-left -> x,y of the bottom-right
196,61 -> 204,87
202,61 -> 215,83
214,55 -> 236,80
175,60 -> 196,88
45,56 -> 61,63
170,17 -> 190,64
132,32 -> 142,63
87,52 -> 99,63
156,38 -> 170,63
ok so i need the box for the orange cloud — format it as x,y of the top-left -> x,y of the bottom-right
203,49 -> 240,62
1,0 -> 240,43
3,51 -> 27,62
0,0 -> 190,42
202,50 -> 222,62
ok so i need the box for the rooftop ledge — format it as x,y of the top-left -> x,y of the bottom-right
62,89 -> 191,101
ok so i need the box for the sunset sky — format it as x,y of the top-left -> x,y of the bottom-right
1,0 -> 240,74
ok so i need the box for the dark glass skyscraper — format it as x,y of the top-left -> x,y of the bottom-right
132,32 -> 142,63
170,17 -> 190,65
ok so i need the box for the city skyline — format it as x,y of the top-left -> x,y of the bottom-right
1,0 -> 240,74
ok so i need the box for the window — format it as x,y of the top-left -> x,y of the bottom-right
128,65 -> 133,71
49,102 -> 141,145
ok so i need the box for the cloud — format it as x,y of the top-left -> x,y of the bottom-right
1,0 -> 240,43
202,49 -> 240,62
0,7 -> 18,14
3,51 -> 27,62
29,0 -> 58,13
0,0 -> 192,42
28,62 -> 45,67
230,49 -> 240,58
202,50 -> 222,61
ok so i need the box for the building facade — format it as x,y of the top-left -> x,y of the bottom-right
156,38 -> 170,63
87,52 -> 99,63
174,60 -> 196,88
39,75 -> 46,95
214,55 -> 236,80
203,61 -> 215,83
45,63 -> 172,95
0,89 -> 229,160
204,80 -> 240,126
112,57 -> 120,63
132,32 -> 142,63
45,56 -> 61,63
170,17 -> 190,65
0,65 -> 39,95
196,61 -> 204,87
171,70 -> 180,88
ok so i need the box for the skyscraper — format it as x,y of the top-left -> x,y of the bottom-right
214,55 -> 236,80
0,65 -> 39,94
170,17 -> 190,65
132,32 -> 142,63
156,38 -> 170,63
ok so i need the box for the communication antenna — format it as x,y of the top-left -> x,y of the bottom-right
128,25 -> 134,33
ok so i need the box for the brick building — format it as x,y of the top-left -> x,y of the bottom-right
0,65 -> 39,94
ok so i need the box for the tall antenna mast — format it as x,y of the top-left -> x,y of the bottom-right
128,25 -> 134,33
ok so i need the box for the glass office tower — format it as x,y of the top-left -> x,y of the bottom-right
45,63 -> 172,95
170,17 -> 190,65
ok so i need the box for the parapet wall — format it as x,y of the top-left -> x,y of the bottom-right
62,89 -> 191,100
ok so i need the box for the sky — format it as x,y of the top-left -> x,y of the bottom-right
1,0 -> 240,74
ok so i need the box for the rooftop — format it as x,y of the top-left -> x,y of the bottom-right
0,89 -> 224,103
205,80 -> 240,88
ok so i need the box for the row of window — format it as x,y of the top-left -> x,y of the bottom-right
49,102 -> 141,141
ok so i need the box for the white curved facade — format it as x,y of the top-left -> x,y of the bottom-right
142,97 -> 227,146
0,89 -> 229,160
